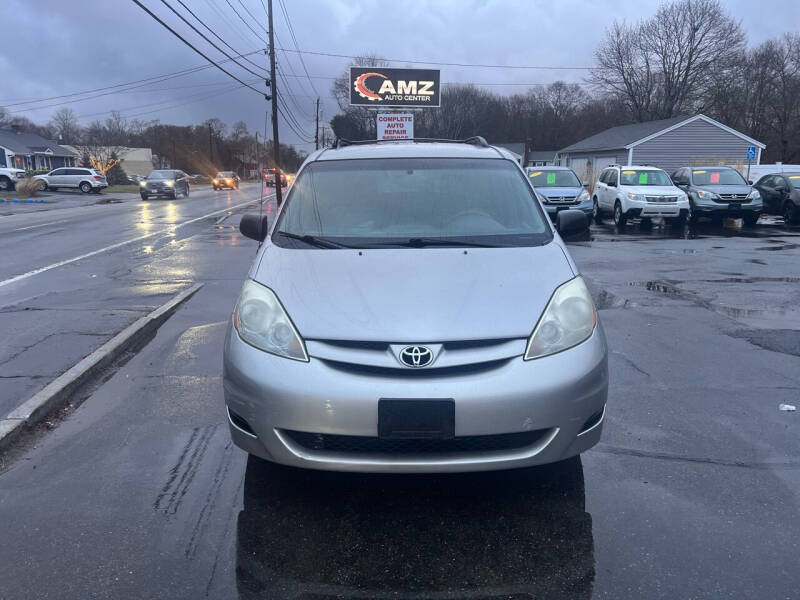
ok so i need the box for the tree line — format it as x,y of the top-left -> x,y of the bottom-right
331,0 -> 800,163
0,107 -> 308,176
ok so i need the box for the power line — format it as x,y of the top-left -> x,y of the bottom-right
172,0 -> 269,75
276,0 -> 320,96
157,0 -> 268,80
130,0 -> 266,95
222,0 -> 267,45
0,49 -> 264,107
275,46 -> 596,70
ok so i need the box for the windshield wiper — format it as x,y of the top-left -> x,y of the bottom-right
378,237 -> 500,248
276,231 -> 353,249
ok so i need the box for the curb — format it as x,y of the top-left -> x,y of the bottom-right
0,282 -> 204,452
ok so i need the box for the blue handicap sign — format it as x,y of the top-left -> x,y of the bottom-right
746,146 -> 757,160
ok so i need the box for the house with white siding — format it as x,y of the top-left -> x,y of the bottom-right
556,114 -> 765,183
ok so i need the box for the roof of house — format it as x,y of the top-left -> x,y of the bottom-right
528,150 -> 557,161
0,129 -> 77,157
558,114 -> 765,154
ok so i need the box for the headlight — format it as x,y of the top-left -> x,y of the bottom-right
577,189 -> 590,202
696,189 -> 718,200
139,181 -> 146,187
747,189 -> 761,201
165,180 -> 175,187
524,276 -> 597,361
626,191 -> 645,202
233,280 -> 308,361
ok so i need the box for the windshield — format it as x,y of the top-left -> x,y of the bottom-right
274,158 -> 551,248
692,169 -> 746,186
787,175 -> 800,189
527,169 -> 581,187
147,170 -> 173,180
217,172 -> 234,178
619,169 -> 672,186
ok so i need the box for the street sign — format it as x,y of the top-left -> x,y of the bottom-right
350,67 -> 441,107
377,113 -> 414,140
746,146 -> 757,160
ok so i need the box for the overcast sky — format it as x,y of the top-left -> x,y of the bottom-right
1,0 -> 797,151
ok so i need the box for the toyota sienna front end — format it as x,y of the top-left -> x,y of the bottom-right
223,139 -> 608,473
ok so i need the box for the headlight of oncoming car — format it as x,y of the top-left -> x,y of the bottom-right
139,181 -> 146,187
524,276 -> 597,361
233,279 -> 308,361
165,180 -> 175,187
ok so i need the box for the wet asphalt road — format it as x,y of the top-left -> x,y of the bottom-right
0,208 -> 799,599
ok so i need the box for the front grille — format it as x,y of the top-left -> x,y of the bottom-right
284,429 -> 550,454
321,357 -> 511,377
719,193 -> 748,200
645,195 -> 678,203
544,195 -> 577,204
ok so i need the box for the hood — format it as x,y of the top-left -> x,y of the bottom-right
695,184 -> 752,195
623,185 -> 682,196
536,186 -> 584,199
253,242 -> 575,342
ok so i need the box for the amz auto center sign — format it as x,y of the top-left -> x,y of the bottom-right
350,67 -> 441,107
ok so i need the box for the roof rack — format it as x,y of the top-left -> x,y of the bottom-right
332,136 -> 490,149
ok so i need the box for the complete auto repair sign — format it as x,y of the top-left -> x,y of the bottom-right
350,67 -> 441,107
377,114 -> 414,140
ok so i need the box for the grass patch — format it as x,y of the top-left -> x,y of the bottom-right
102,185 -> 141,194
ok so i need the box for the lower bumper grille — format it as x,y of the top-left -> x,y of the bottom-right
283,429 -> 550,454
646,195 -> 678,203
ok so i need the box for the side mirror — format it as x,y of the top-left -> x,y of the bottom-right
239,213 -> 270,242
555,209 -> 589,239
582,181 -> 589,187
748,180 -> 754,185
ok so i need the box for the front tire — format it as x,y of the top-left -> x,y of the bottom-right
79,181 -> 92,194
784,202 -> 799,225
0,176 -> 13,192
592,198 -> 603,224
613,202 -> 627,227
140,193 -> 148,201
743,213 -> 760,227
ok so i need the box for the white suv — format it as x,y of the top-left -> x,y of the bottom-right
592,165 -> 689,227
34,167 -> 108,193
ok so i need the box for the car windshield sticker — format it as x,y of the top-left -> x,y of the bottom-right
546,173 -> 556,184
693,170 -> 706,174
529,171 -> 542,178
790,175 -> 800,179
638,173 -> 648,184
710,172 -> 720,184
622,170 -> 635,175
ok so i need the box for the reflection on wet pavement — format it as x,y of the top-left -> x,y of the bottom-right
236,456 -> 593,599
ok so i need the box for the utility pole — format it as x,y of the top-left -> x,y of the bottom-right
315,97 -> 320,150
267,0 -> 282,206
208,123 -> 213,164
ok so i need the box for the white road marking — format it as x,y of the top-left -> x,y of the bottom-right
0,195 -> 272,289
6,218 -> 72,233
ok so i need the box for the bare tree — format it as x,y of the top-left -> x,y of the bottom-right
49,108 -> 81,144
590,0 -> 745,120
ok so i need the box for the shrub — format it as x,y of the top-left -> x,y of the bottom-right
15,177 -> 44,196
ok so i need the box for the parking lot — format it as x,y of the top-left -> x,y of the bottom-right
0,194 -> 798,598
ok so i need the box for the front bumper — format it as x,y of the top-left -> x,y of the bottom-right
692,196 -> 762,217
141,185 -> 175,195
625,198 -> 690,217
544,200 -> 593,219
222,323 -> 609,473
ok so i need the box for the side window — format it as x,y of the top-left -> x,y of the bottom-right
607,169 -> 618,186
774,176 -> 787,189
599,170 -> 608,184
759,175 -> 774,187
51,168 -> 66,176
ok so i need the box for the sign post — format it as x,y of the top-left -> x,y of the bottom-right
377,113 -> 414,140
746,145 -> 757,182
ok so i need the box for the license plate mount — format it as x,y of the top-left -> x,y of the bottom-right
378,399 -> 455,440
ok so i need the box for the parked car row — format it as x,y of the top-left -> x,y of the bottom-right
528,163 -> 798,227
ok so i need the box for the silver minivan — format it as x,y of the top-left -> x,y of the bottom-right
35,167 -> 108,193
223,138 -> 608,473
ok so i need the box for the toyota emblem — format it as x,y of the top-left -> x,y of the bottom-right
399,345 -> 434,368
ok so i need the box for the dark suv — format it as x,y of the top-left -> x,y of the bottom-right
753,173 -> 800,224
671,166 -> 762,226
